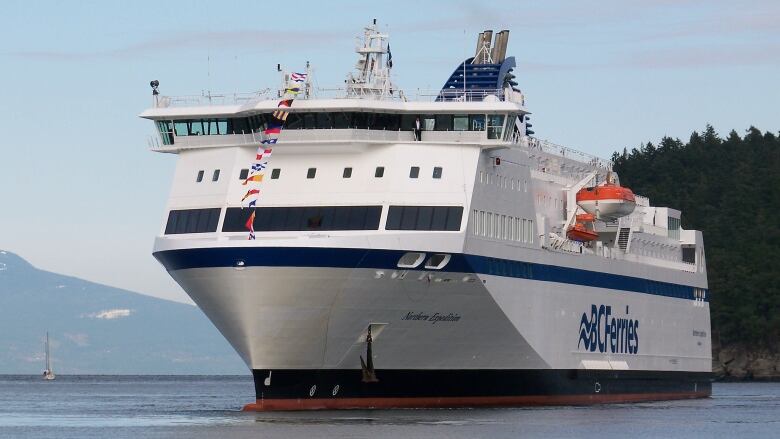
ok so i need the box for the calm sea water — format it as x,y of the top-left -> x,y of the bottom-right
0,375 -> 777,439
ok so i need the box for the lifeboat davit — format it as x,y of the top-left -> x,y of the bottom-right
567,222 -> 598,242
575,183 -> 636,220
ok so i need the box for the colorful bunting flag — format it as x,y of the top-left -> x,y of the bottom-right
238,68 -> 305,239
241,189 -> 260,202
242,174 -> 264,185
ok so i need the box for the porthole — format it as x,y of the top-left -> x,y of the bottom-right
397,252 -> 426,268
424,254 -> 451,270
234,260 -> 246,271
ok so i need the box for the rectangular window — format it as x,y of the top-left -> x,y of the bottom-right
165,208 -> 221,234
222,206 -> 382,232
521,219 -> 527,242
528,220 -> 534,243
469,114 -> 485,131
386,206 -> 463,231
196,170 -> 204,182
333,112 -> 351,129
480,211 -> 486,236
434,114 -> 453,131
189,120 -> 205,136
487,212 -> 493,237
239,169 -> 249,180
174,121 -> 189,136
156,121 -> 174,145
212,169 -> 220,182
409,166 -> 420,178
271,168 -> 281,179
307,168 -> 317,179
316,112 -> 333,129
343,167 -> 352,178
453,115 -> 469,131
375,166 -> 385,178
432,167 -> 443,179
487,114 -> 505,139
473,210 -> 479,235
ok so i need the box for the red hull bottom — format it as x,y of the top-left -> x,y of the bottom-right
243,390 -> 711,411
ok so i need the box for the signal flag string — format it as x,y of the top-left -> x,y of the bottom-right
240,71 -> 308,240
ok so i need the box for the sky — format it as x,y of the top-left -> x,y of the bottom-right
1,0 -> 778,303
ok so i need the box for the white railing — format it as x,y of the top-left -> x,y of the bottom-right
516,136 -> 612,170
154,89 -> 273,108
154,87 -> 511,107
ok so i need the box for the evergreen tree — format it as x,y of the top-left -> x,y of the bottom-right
613,126 -> 780,347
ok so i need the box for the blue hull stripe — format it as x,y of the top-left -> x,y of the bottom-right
153,247 -> 706,301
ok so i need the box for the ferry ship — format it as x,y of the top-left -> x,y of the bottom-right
142,22 -> 712,410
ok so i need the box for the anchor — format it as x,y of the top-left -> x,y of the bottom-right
360,325 -> 379,383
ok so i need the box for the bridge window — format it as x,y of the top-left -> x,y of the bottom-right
156,121 -> 174,145
343,167 -> 352,178
453,115 -> 469,131
409,166 -> 419,178
307,168 -> 316,179
433,167 -> 443,179
222,206 -> 382,232
487,114 -> 505,139
435,114 -> 453,131
333,112 -> 352,129
375,167 -> 385,178
386,206 -> 463,231
196,170 -> 204,182
239,169 -> 249,180
470,114 -> 486,131
165,208 -> 221,234
212,170 -> 220,182
271,168 -> 281,179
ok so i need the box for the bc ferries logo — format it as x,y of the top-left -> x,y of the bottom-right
578,305 -> 639,354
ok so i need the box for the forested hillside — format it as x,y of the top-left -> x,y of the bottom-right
612,126 -> 780,349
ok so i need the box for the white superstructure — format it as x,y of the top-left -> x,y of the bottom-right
142,23 -> 711,410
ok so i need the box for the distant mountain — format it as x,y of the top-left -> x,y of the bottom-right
0,250 -> 247,374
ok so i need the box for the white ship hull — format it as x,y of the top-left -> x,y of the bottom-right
154,238 -> 711,409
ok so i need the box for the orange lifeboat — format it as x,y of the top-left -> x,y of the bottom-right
575,213 -> 595,223
567,222 -> 598,242
575,183 -> 636,220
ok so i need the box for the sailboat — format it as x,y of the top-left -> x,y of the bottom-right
42,332 -> 55,381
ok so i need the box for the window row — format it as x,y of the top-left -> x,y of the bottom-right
222,206 -> 382,232
485,257 -> 534,279
157,112 -> 515,141
164,205 -> 465,235
165,208 -> 221,234
472,210 -> 534,243
385,206 -> 463,231
196,169 -> 220,183
480,171 -> 528,193
236,166 -> 443,181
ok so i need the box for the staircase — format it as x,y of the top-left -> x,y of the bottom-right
617,228 -> 631,251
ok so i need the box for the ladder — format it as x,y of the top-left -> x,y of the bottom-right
617,228 -> 631,251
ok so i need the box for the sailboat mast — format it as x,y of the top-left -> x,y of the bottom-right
45,332 -> 50,371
